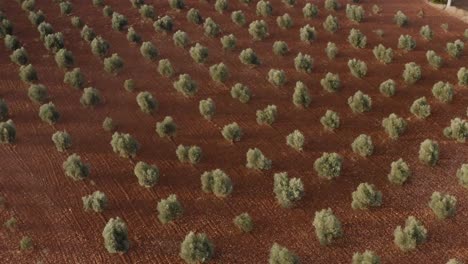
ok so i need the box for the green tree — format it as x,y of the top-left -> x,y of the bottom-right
273,172 -> 304,208
394,216 -> 427,251
269,243 -> 300,264
110,132 -> 139,159
428,192 -> 457,219
351,183 -> 382,209
388,158 -> 411,185
62,153 -> 90,181
82,191 -> 108,212
246,148 -> 271,170
102,217 -> 129,253
180,232 -> 214,264
134,161 -> 159,187
314,152 -> 342,179
313,208 -> 342,245
157,194 -> 183,224
201,169 -> 233,197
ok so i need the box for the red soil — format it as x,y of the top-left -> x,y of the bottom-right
0,0 -> 467,263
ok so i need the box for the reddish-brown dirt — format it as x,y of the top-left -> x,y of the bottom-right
0,0 -> 467,263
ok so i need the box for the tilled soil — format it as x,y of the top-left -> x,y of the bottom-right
0,0 -> 467,263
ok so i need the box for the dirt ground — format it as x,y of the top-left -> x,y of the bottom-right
0,0 -> 467,263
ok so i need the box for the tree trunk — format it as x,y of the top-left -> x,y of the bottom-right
446,0 -> 452,8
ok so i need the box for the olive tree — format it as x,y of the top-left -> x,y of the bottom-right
256,0 -> 272,17
203,18 -> 220,37
10,47 -> 29,65
19,64 -> 38,83
62,153 -> 90,181
277,13 -> 293,29
173,74 -> 197,97
323,15 -> 339,33
351,134 -> 374,157
269,243 -> 300,264
325,42 -> 338,59
173,30 -> 190,48
199,98 -> 215,120
402,62 -> 421,84
0,120 -> 16,144
432,81 -> 453,103
457,67 -> 467,86
39,102 -> 60,125
0,99 -> 8,121
246,148 -> 271,170
443,118 -> 468,143
239,48 -> 260,66
200,169 -> 233,197
352,250 -> 380,264
134,161 -> 159,187
294,53 -> 313,73
176,145 -> 202,165
102,117 -> 116,132
348,28 -> 366,48
420,25 -> 433,40
220,34 -> 237,51
324,0 -> 339,11
388,158 -> 411,185
127,27 -> 141,44
382,113 -> 407,139
351,183 -> 382,209
426,50 -> 443,69
312,208 -> 342,245
80,25 -> 96,42
82,191 -> 108,212
180,232 -> 214,264
231,83 -> 251,103
157,194 -> 183,224
446,39 -> 464,58
373,44 -> 393,64
1,29 -> 14,44
85,31 -> 104,51
419,139 -> 439,166
314,152 -> 342,179
233,213 -> 253,233
103,53 -> 124,75
124,79 -> 135,92
256,105 -> 277,125
80,87 -> 101,107
154,15 -> 173,33
394,216 -> 427,251
273,172 -> 304,208
189,43 -> 208,64
64,68 -> 85,89
348,91 -> 371,113
320,110 -> 340,131
394,11 -> 408,27
102,217 -> 129,254
158,59 -> 174,77
187,8 -> 202,25
231,10 -> 246,26
155,116 -> 177,138
52,130 -> 71,152
320,72 -> 340,92
346,4 -> 364,23
221,122 -> 242,143
43,33 -> 64,53
292,81 -> 310,108
248,20 -> 269,40
268,69 -> 286,87
169,0 -> 185,10
379,79 -> 396,97
347,58 -> 367,78
428,191 -> 457,219
209,63 -> 229,83
273,41 -> 289,56
410,97 -> 431,119
111,12 -> 128,31
303,3 -> 318,19
136,91 -> 157,114
456,164 -> 468,188
140,41 -> 158,61
398,35 -> 416,51
28,84 -> 48,103
286,130 -> 304,151
214,0 -> 228,13
110,132 -> 139,159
